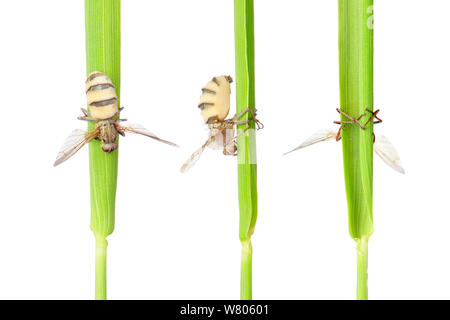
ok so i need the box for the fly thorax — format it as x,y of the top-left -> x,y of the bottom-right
208,122 -> 221,131
99,122 -> 118,152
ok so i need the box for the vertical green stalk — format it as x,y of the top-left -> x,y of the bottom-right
234,0 -> 257,300
95,236 -> 108,300
356,236 -> 369,299
85,0 -> 120,300
240,239 -> 252,299
338,0 -> 373,300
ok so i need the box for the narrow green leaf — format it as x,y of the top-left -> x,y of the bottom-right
234,0 -> 257,300
85,0 -> 120,300
338,0 -> 373,299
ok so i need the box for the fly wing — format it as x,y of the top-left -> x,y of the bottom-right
118,122 -> 178,147
180,137 -> 214,173
284,129 -> 338,155
374,135 -> 405,174
53,129 -> 98,166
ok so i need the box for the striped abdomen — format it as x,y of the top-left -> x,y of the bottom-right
198,75 -> 232,123
85,71 -> 118,120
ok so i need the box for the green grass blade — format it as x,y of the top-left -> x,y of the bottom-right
85,0 -> 120,300
234,0 -> 257,300
338,0 -> 373,299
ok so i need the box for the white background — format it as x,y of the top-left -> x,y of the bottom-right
0,1 -> 448,300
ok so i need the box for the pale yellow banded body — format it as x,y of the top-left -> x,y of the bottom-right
85,71 -> 118,120
53,72 -> 178,167
198,75 -> 233,123
181,75 -> 263,173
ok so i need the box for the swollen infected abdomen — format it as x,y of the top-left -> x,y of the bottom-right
85,71 -> 118,120
198,76 -> 232,123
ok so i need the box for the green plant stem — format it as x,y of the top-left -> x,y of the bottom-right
240,239 -> 252,300
234,0 -> 257,300
356,236 -> 368,300
95,235 -> 108,300
338,0 -> 374,300
85,0 -> 120,300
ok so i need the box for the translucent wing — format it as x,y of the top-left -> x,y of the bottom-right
180,137 -> 214,173
374,135 -> 405,174
284,129 -> 338,155
118,122 -> 178,147
53,129 -> 98,167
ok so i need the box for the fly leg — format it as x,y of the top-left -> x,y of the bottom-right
224,107 -> 263,155
112,107 -> 124,117
81,108 -> 90,116
364,109 -> 382,143
232,107 -> 264,130
334,108 -> 381,142
333,108 -> 364,140
231,124 -> 251,142
361,108 -> 382,129
336,125 -> 342,141
359,108 -> 381,142
224,126 -> 250,156
78,108 -> 97,122
78,116 -> 97,122
109,107 -> 127,122
234,119 -> 250,126
232,107 -> 251,120
334,108 -> 367,129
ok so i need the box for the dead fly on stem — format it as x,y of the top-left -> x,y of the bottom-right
180,75 -> 263,173
285,108 -> 404,174
54,71 -> 178,166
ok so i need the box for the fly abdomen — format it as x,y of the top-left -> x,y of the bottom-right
198,75 -> 232,123
85,71 -> 118,120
